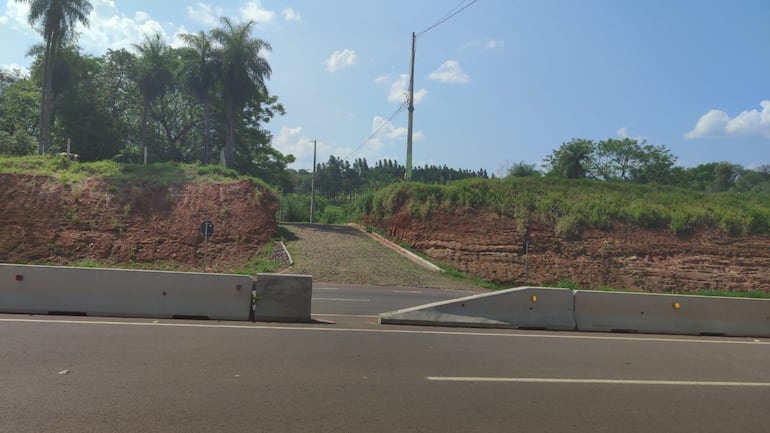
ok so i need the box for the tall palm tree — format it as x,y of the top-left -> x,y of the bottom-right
21,0 -> 92,154
179,31 -> 216,166
210,17 -> 272,168
132,33 -> 173,164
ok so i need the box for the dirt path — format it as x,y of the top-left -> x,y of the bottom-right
280,223 -> 482,290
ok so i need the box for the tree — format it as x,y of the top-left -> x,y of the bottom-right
507,161 -> 541,178
132,33 -> 174,164
211,17 -> 272,168
593,138 -> 676,183
20,0 -> 92,154
180,31 -> 216,165
545,138 -> 595,179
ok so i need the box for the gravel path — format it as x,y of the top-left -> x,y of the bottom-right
280,223 -> 482,290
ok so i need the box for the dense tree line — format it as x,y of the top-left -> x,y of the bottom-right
287,156 -> 489,202
0,0 -> 292,183
530,137 -> 770,193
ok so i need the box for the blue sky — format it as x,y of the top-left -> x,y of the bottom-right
1,0 -> 768,174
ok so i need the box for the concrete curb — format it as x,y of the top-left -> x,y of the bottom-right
0,264 -> 252,320
380,287 -> 576,330
380,286 -> 770,338
350,224 -> 443,273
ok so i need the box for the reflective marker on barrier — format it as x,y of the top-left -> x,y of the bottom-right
531,295 -> 537,303
673,302 -> 681,310
15,274 -> 23,281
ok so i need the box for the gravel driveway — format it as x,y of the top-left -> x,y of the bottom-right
280,223 -> 481,290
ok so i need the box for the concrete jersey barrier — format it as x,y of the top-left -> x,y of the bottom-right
0,264 -> 253,321
380,287 -> 576,330
253,273 -> 312,322
574,290 -> 770,337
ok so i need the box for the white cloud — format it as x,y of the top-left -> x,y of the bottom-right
373,74 -> 391,84
282,8 -> 301,21
240,1 -> 275,24
369,115 -> 424,151
685,101 -> 770,139
461,38 -> 505,51
1,0 -> 32,31
429,60 -> 470,84
388,74 -> 427,104
272,126 -> 353,170
325,48 -> 356,72
77,3 -> 169,55
0,63 -> 30,77
187,2 -> 223,27
616,127 -> 648,143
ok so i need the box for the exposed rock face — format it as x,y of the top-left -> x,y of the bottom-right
371,207 -> 770,293
0,174 -> 277,272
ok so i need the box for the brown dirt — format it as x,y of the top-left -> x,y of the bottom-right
5,172 -> 770,294
0,173 -> 277,272
368,207 -> 770,294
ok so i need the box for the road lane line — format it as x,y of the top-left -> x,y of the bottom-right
314,287 -> 339,291
426,377 -> 770,387
312,297 -> 370,302
393,290 -> 422,294
1,318 -> 768,346
313,314 -> 379,319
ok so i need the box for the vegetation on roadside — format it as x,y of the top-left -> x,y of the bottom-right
0,154 -> 274,191
363,176 -> 770,237
233,242 -> 282,275
546,279 -> 770,298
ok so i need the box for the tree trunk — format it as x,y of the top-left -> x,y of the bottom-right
38,40 -> 55,154
141,98 -> 150,165
225,108 -> 236,168
203,98 -> 211,166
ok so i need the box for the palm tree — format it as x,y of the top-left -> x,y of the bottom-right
179,31 -> 216,166
21,0 -> 92,154
211,17 -> 272,168
547,138 -> 595,179
132,33 -> 174,164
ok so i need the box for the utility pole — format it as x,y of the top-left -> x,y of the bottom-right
310,139 -> 317,224
405,32 -> 416,181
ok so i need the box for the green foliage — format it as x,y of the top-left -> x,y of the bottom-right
544,138 -> 594,179
506,161 -> 541,178
690,289 -> 770,299
234,242 -> 279,274
364,176 -> 770,236
545,137 -> 677,183
0,130 -> 37,156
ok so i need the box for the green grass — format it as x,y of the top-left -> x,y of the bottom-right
0,155 -> 274,193
686,289 -> 770,299
366,177 -> 770,236
233,242 -> 281,275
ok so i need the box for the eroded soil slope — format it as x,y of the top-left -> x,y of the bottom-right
0,173 -> 277,271
370,207 -> 770,293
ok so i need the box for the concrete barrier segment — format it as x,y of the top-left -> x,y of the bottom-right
0,264 -> 253,321
253,273 -> 312,323
379,287 -> 576,330
574,290 -> 770,337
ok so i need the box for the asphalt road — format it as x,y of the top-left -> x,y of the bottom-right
2,285 -> 770,433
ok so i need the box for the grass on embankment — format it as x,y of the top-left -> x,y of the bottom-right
0,155 -> 274,191
361,176 -> 770,237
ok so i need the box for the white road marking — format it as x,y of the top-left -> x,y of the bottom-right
426,377 -> 770,387
1,317 -> 768,346
393,290 -> 422,294
312,297 -> 370,302
314,287 -> 339,291
313,314 -> 379,319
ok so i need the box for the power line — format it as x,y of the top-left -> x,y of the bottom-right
417,0 -> 480,37
343,100 -> 408,160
